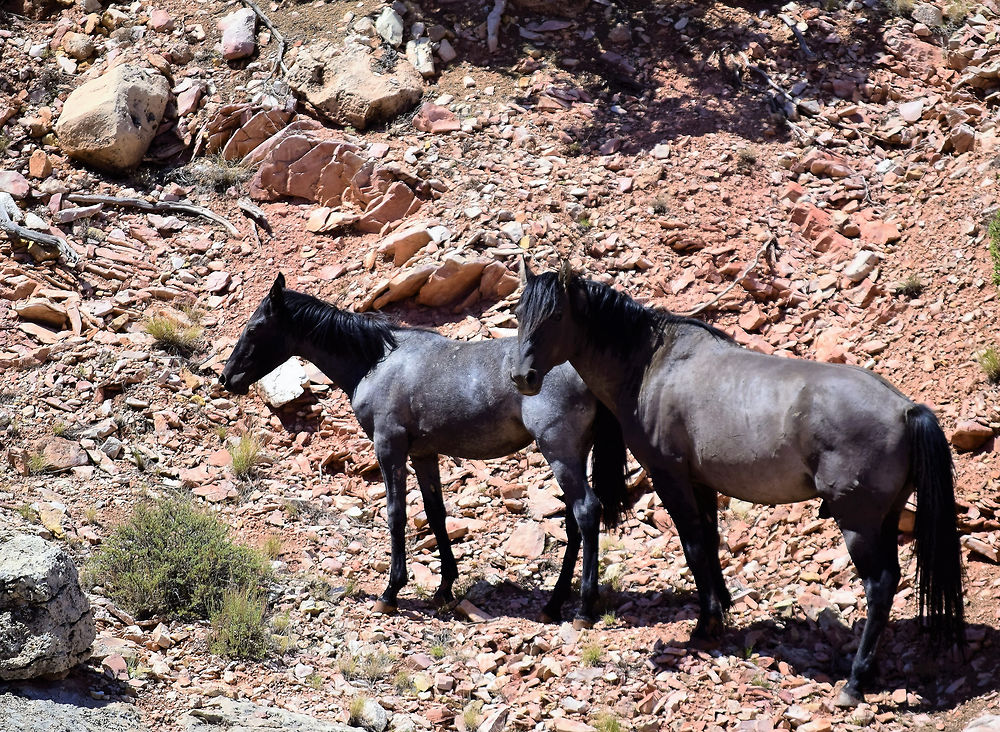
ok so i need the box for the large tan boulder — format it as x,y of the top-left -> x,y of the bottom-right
55,64 -> 170,173
287,41 -> 423,130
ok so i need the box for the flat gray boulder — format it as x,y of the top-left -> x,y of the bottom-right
287,41 -> 422,130
55,64 -> 170,173
0,686 -> 148,732
0,535 -> 95,680
180,697 -> 365,731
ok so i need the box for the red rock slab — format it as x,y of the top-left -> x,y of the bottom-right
220,109 -> 292,161
250,135 -> 317,200
357,181 -> 415,234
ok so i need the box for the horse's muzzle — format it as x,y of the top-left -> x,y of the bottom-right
218,371 -> 250,395
511,367 -> 541,396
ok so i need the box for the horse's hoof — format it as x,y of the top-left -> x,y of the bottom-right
539,610 -> 561,624
432,592 -> 454,608
834,687 -> 863,708
372,600 -> 397,615
572,617 -> 595,630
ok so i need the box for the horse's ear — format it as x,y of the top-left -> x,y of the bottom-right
269,273 -> 285,304
557,260 -> 574,288
519,254 -> 534,287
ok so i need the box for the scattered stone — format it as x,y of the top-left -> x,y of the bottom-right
179,696 -> 360,730
219,8 -> 257,61
60,31 -> 94,60
951,420 -> 994,451
412,103 -> 460,134
0,171 -> 30,199
375,8 -> 404,47
505,522 -> 545,559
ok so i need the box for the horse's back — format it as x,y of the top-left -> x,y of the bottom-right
354,333 -> 590,459
643,340 -> 913,505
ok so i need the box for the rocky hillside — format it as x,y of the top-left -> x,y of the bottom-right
2,0 -> 1000,729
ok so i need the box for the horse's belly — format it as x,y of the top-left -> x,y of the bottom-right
693,460 -> 817,505
409,419 -> 532,460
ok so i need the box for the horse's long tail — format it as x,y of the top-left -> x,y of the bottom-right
907,404 -> 965,647
591,401 -> 630,529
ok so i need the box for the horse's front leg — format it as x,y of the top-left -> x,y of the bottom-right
543,457 -> 599,627
412,455 -> 459,605
651,471 -> 727,639
373,433 -> 409,614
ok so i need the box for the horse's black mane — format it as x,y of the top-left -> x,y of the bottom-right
521,271 -> 733,355
281,289 -> 400,365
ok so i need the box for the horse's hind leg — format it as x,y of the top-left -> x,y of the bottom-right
373,433 -> 409,613
652,471 -> 728,639
834,515 -> 901,707
541,505 -> 581,623
693,483 -> 732,612
412,455 -> 459,605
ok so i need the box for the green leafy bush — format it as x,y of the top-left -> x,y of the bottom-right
91,497 -> 268,619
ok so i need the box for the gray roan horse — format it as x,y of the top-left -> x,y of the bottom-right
220,274 -> 629,624
511,263 -> 964,706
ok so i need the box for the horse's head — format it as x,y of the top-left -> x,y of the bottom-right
219,273 -> 294,395
511,259 -> 579,395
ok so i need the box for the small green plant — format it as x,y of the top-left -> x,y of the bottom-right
144,315 -> 203,354
338,649 -> 392,681
988,212 -> 1000,287
271,610 -> 291,634
213,425 -> 227,441
750,673 -> 773,689
978,347 -> 1000,383
209,588 -> 271,660
944,0 -> 974,25
593,712 -> 623,732
348,696 -> 369,727
581,643 -> 604,666
262,534 -> 283,559
17,503 -> 39,523
83,506 -> 99,525
564,141 -> 583,157
736,147 -> 758,174
26,452 -> 51,474
181,155 -> 252,191
229,434 -> 263,479
394,671 -> 414,693
882,0 -> 915,15
130,446 -> 149,472
52,421 -> 68,436
0,136 -> 10,155
601,611 -> 617,626
306,672 -> 324,689
651,195 -> 670,215
893,273 -> 925,298
578,215 -> 592,230
90,496 -> 269,619
462,701 -> 484,730
430,644 -> 447,659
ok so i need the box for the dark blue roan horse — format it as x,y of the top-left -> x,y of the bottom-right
511,263 -> 965,707
220,274 -> 629,625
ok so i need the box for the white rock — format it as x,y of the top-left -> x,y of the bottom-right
255,357 -> 308,407
375,7 -> 404,46
843,249 -> 881,283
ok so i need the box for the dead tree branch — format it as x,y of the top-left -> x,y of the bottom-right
683,237 -> 775,317
239,0 -> 289,77
65,193 -> 241,237
0,204 -> 79,264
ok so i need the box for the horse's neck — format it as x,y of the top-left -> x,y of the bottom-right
569,339 -> 649,415
294,314 -> 388,399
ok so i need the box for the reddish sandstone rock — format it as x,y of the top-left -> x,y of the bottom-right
412,103 -> 461,134
951,421 -> 994,451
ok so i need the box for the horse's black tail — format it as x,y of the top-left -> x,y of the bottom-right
591,401 -> 631,529
906,404 -> 965,648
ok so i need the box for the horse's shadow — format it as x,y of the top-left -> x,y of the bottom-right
386,580 -> 1000,710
